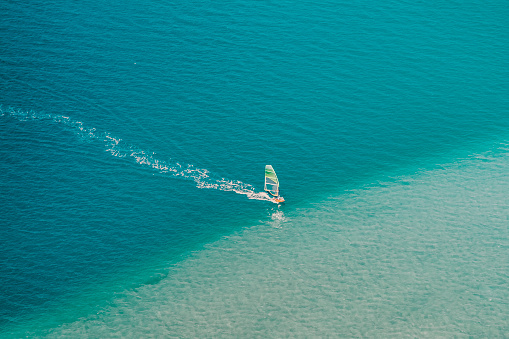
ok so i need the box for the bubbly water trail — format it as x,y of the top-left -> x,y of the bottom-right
1,107 -> 273,202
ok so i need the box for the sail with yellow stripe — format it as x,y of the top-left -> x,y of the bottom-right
265,165 -> 284,202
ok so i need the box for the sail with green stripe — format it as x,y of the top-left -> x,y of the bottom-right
264,165 -> 280,197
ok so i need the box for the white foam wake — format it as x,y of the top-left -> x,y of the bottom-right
1,107 -> 273,202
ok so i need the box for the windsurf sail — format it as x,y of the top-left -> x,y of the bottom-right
264,165 -> 280,197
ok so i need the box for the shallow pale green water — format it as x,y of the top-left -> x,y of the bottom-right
35,142 -> 509,338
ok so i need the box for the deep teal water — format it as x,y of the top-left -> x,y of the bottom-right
1,0 -> 508,336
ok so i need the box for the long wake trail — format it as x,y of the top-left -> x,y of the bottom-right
1,107 -> 272,202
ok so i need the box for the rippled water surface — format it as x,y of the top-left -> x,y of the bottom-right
1,0 -> 508,337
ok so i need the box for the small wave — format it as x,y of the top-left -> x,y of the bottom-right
269,208 -> 288,228
1,106 -> 273,202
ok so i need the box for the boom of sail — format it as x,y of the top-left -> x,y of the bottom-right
264,165 -> 280,197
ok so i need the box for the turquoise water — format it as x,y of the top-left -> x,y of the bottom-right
1,0 -> 508,337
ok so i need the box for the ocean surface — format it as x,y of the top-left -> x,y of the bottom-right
1,0 -> 508,337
